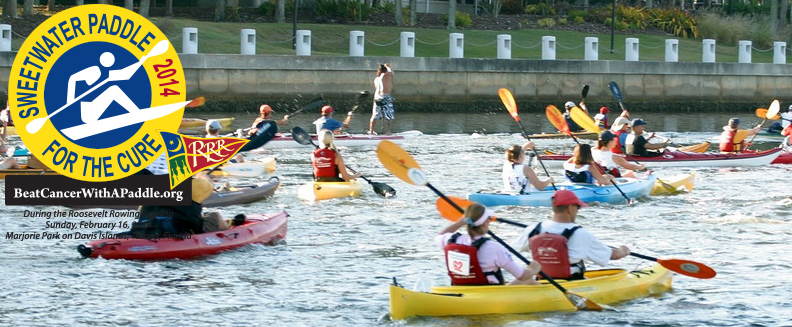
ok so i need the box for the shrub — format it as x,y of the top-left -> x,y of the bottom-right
586,6 -> 611,24
698,12 -> 779,47
568,9 -> 587,22
618,5 -> 648,29
650,8 -> 699,38
441,11 -> 473,28
500,0 -> 523,15
573,16 -> 585,24
259,0 -> 276,16
374,1 -> 395,14
537,17 -> 556,27
314,0 -> 372,22
525,3 -> 555,16
558,18 -> 567,25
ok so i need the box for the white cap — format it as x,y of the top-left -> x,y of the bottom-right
611,117 -> 631,131
564,101 -> 576,109
206,119 -> 222,130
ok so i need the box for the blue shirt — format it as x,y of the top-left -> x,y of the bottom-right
313,117 -> 343,134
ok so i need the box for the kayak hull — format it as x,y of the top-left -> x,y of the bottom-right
264,131 -> 422,149
469,175 -> 656,207
389,264 -> 672,320
297,180 -> 364,201
538,148 -> 783,168
771,151 -> 792,164
652,173 -> 696,195
526,131 -> 598,140
209,157 -> 277,177
78,211 -> 288,260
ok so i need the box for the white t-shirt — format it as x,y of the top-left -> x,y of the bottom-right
512,220 -> 613,268
781,112 -> 792,129
436,233 -> 525,284
592,149 -> 617,170
502,162 -> 528,193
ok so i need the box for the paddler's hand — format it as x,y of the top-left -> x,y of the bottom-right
526,261 -> 542,276
611,245 -> 630,260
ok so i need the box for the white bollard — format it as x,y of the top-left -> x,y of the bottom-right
584,37 -> 598,61
296,30 -> 311,56
449,33 -> 464,58
625,38 -> 639,62
0,25 -> 11,52
542,36 -> 556,60
702,39 -> 716,63
182,27 -> 198,54
400,32 -> 415,58
665,39 -> 679,62
497,34 -> 511,59
774,41 -> 787,64
738,40 -> 751,64
349,31 -> 365,57
240,29 -> 256,55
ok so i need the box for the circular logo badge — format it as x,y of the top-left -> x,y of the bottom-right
9,5 -> 186,181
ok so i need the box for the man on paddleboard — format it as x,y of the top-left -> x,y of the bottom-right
68,52 -> 142,124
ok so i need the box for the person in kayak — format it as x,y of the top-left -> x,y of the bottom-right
512,190 -> 631,280
593,106 -> 610,130
312,129 -> 361,182
247,104 -> 289,137
593,131 -> 645,178
206,119 -> 244,163
609,116 -> 631,155
0,101 -> 11,141
0,138 -> 21,169
563,101 -> 584,132
767,105 -> 792,134
625,119 -> 668,157
438,201 -> 541,285
563,144 -> 614,185
719,117 -> 761,153
313,105 -> 353,135
502,141 -> 554,193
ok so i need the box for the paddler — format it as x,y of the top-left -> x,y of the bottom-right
624,118 -> 668,157
206,119 -> 244,163
719,117 -> 761,153
502,141 -> 553,194
313,105 -> 352,135
312,129 -> 360,182
247,104 -> 289,137
512,190 -> 630,280
563,144 -> 614,186
438,201 -> 541,285
593,106 -> 610,130
609,116 -> 631,155
563,101 -> 585,132
0,138 -> 20,169
592,131 -> 645,178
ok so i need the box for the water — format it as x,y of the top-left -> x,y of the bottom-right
1,112 -> 791,326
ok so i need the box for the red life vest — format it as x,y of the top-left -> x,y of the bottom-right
443,233 -> 504,286
312,148 -> 338,178
612,130 -> 627,154
528,223 -> 582,279
782,125 -> 792,136
719,129 -> 743,152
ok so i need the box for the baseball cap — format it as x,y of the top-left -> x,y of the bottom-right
321,105 -> 334,114
600,106 -> 610,114
206,119 -> 222,130
260,104 -> 273,114
552,190 -> 588,207
611,117 -> 630,131
599,130 -> 615,143
631,118 -> 648,127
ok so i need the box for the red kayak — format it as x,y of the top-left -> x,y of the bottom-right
538,148 -> 783,168
77,212 -> 288,260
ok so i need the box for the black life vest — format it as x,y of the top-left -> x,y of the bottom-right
443,233 -> 505,285
528,222 -> 585,279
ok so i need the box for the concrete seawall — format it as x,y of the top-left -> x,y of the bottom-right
4,52 -> 790,111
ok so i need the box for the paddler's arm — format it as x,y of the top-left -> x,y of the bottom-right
342,112 -> 353,129
438,217 -> 466,235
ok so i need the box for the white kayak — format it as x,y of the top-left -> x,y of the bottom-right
209,157 -> 277,177
264,131 -> 423,149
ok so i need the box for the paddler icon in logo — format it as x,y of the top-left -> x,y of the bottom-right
9,5 -> 188,181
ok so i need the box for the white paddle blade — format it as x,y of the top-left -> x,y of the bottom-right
25,118 -> 47,134
768,100 -> 781,119
145,40 -> 170,59
407,168 -> 428,186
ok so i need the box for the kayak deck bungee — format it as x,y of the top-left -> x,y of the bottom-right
468,175 -> 656,207
389,264 -> 672,320
77,211 -> 288,260
651,173 -> 696,195
297,179 -> 365,201
265,131 -> 423,149
538,148 -> 783,168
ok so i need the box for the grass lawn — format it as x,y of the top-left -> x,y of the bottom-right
139,18 -> 780,63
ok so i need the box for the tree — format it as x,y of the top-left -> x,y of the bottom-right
781,0 -> 788,29
166,0 -> 173,15
492,0 -> 502,19
409,0 -> 416,25
23,0 -> 33,15
215,0 -> 225,21
447,0 -> 456,31
125,0 -> 134,10
139,0 -> 150,17
394,0 -> 403,26
47,0 -> 54,11
76,0 -> 84,5
771,0 -> 778,31
2,0 -> 17,17
277,0 -> 285,23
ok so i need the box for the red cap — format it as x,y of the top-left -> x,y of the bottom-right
321,105 -> 334,114
600,106 -> 610,114
552,190 -> 588,207
260,104 -> 273,114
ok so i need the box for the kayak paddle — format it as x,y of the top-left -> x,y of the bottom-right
579,85 -> 590,114
376,140 -> 603,311
755,108 -> 783,121
292,126 -> 396,198
435,196 -> 716,279
569,106 -> 600,133
546,105 -> 634,204
498,88 -> 557,191
608,81 -> 628,114
746,100 -> 780,150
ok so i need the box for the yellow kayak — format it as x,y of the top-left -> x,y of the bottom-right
652,173 -> 696,195
297,180 -> 364,201
675,141 -> 710,153
178,118 -> 234,134
2,125 -> 17,136
389,264 -> 671,320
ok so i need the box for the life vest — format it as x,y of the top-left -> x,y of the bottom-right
502,162 -> 528,194
528,223 -> 584,279
563,162 -> 593,184
594,113 -> 608,129
612,130 -> 627,154
312,148 -> 338,178
783,126 -> 792,137
444,233 -> 505,285
563,112 -> 582,132
592,149 -> 622,177
719,128 -> 749,153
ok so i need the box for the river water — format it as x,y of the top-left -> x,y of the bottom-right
1,112 -> 791,326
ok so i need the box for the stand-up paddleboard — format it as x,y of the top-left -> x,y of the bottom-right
59,100 -> 192,140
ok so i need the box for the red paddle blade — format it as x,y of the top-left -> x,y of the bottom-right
186,96 -> 206,108
435,196 -> 471,221
545,105 -> 571,134
657,258 -> 717,279
498,88 -> 520,121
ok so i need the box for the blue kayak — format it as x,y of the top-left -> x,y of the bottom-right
468,175 -> 657,207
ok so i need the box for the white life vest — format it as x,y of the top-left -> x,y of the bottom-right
592,149 -> 617,170
502,162 -> 529,193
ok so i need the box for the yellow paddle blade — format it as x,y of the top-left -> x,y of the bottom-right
376,140 -> 422,186
545,105 -> 569,133
768,100 -> 781,119
435,196 -> 473,221
498,88 -> 520,121
570,106 -> 600,133
186,96 -> 206,108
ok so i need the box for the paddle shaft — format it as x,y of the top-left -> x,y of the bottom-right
514,118 -> 557,191
744,118 -> 766,150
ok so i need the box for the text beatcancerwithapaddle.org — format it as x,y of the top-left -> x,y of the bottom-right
13,187 -> 183,202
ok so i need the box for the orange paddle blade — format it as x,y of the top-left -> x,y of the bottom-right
186,96 -> 206,108
657,258 -> 717,279
498,88 -> 520,121
545,105 -> 570,134
435,196 -> 472,221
